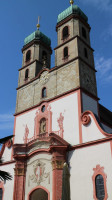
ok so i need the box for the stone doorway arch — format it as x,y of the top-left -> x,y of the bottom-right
28,186 -> 50,200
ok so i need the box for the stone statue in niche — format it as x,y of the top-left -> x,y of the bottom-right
40,118 -> 46,134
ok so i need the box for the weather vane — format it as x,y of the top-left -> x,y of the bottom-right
70,0 -> 74,5
37,16 -> 41,30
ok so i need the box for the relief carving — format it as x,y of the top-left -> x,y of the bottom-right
28,160 -> 50,186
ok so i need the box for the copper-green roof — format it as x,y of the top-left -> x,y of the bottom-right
24,30 -> 51,47
57,5 -> 88,23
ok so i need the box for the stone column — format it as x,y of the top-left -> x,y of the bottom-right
13,160 -> 26,200
52,149 -> 65,200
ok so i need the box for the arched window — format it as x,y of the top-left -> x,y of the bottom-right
95,174 -> 105,200
63,26 -> 69,39
84,48 -> 88,58
0,188 -> 3,200
64,47 -> 68,58
82,27 -> 87,39
41,105 -> 45,113
92,165 -> 108,200
39,118 -> 46,134
26,50 -> 31,62
25,69 -> 29,80
42,87 -> 46,98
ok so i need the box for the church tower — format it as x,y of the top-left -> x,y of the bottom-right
0,1 -> 112,200
16,24 -> 52,113
54,1 -> 98,114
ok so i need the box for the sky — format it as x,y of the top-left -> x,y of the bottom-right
0,0 -> 112,139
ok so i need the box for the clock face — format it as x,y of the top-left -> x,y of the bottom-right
39,71 -> 50,84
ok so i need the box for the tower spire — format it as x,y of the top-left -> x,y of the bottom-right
36,16 -> 40,30
70,0 -> 74,5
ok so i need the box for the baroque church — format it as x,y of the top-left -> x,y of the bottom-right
0,1 -> 112,200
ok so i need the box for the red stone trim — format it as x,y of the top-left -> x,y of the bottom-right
0,181 -> 4,200
27,186 -> 50,200
0,160 -> 15,166
0,140 -> 13,160
5,139 -> 13,149
78,90 -> 83,143
56,14 -> 91,31
92,165 -> 108,200
70,136 -> 112,151
14,87 -> 99,116
13,133 -> 69,160
0,144 -> 5,158
110,141 -> 112,157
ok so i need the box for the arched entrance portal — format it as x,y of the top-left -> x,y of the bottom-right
30,188 -> 48,200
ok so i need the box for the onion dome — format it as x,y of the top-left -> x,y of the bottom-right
24,29 -> 51,47
57,4 -> 88,24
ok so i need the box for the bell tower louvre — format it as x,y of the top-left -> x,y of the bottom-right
0,1 -> 112,200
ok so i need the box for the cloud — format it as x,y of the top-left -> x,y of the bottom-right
82,0 -> 112,11
95,56 -> 112,84
0,113 -> 14,130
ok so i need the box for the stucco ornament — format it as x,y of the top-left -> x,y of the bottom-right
28,160 -> 50,186
81,111 -> 91,125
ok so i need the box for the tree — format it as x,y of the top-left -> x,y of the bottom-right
0,135 -> 13,181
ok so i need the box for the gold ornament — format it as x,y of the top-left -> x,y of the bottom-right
70,0 -> 74,5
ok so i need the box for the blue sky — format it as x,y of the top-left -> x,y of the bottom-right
0,0 -> 112,138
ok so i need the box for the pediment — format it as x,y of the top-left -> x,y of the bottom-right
13,133 -> 69,159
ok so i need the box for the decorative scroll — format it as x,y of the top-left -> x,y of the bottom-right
23,125 -> 29,143
54,113 -> 64,139
28,160 -> 50,186
81,111 -> 91,125
5,139 -> 13,149
23,105 -> 65,143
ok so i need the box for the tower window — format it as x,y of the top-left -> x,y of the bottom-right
26,50 -> 31,62
25,69 -> 29,80
84,48 -> 88,58
63,26 -> 69,39
0,188 -> 3,200
95,174 -> 105,200
82,27 -> 87,39
64,47 -> 68,58
42,51 -> 47,60
42,87 -> 46,98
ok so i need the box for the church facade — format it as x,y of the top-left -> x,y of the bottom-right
0,1 -> 112,200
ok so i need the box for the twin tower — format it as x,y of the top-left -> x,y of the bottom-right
16,3 -> 97,115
